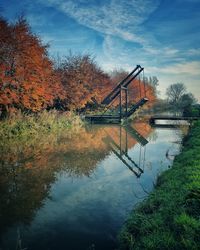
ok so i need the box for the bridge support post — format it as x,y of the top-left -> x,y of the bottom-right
119,86 -> 122,120
149,117 -> 155,125
121,86 -> 128,120
125,87 -> 128,119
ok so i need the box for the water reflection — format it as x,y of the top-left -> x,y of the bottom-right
103,125 -> 148,178
0,121 -> 182,250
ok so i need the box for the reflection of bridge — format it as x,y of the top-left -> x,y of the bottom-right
86,65 -> 148,124
103,125 -> 148,178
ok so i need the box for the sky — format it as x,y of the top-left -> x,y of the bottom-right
1,0 -> 200,100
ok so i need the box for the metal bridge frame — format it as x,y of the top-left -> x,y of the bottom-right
85,65 -> 148,124
119,86 -> 128,120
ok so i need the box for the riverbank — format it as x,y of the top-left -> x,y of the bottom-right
0,110 -> 83,139
0,110 -> 83,156
119,121 -> 200,249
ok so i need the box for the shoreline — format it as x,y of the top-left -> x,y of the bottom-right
118,121 -> 200,249
0,110 -> 83,138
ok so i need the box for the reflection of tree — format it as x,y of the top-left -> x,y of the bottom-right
0,122 -> 153,237
0,128 -> 109,235
133,121 -> 154,138
56,150 -> 109,177
0,160 -> 56,237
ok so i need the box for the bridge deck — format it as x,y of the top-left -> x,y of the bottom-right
85,97 -> 148,124
150,116 -> 199,124
85,114 -> 121,124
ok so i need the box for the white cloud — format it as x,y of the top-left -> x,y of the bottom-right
186,48 -> 200,56
157,74 -> 200,101
41,0 -> 160,45
151,61 -> 200,76
40,0 -> 198,66
145,61 -> 200,101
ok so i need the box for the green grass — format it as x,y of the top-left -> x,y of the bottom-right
119,121 -> 200,250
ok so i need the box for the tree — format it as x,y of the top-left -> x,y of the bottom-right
180,93 -> 197,116
109,69 -> 157,108
0,16 -> 64,116
109,69 -> 129,84
166,83 -> 186,105
0,17 -> 18,115
57,54 -> 112,111
144,76 -> 159,91
179,93 -> 197,108
165,83 -> 198,115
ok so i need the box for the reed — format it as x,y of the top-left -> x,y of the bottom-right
0,110 -> 83,139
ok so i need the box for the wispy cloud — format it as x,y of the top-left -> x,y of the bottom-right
186,48 -> 200,57
37,0 -> 200,100
147,61 -> 200,76
144,47 -> 179,57
163,61 -> 200,76
41,0 -> 160,45
40,0 -> 200,64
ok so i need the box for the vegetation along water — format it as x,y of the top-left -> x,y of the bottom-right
119,121 -> 200,250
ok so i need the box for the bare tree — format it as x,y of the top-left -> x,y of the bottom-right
166,83 -> 186,105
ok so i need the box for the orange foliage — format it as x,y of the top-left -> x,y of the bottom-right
57,54 -> 112,110
109,70 -> 157,109
0,16 -> 157,115
0,17 -> 64,115
128,78 -> 157,107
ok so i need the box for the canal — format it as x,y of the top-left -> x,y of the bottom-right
0,121 -> 186,250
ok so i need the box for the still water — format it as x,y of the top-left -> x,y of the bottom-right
0,121 -> 185,250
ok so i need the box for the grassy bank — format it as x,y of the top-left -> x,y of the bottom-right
119,121 -> 200,250
0,110 -> 83,137
0,110 -> 83,150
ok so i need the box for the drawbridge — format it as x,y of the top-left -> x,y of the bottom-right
85,65 -> 148,124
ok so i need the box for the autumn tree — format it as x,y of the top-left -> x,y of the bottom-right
0,16 -> 64,116
57,54 -> 112,111
109,69 -> 129,84
0,17 -> 18,116
109,69 -> 157,108
0,16 -> 157,116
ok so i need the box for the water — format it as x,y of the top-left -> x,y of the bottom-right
0,121 -> 185,250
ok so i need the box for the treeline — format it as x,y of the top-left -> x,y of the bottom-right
0,16 -> 157,117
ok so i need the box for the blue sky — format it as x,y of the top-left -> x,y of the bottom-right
1,0 -> 200,100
